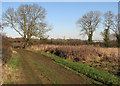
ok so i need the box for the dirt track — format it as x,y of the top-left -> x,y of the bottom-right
16,49 -> 90,84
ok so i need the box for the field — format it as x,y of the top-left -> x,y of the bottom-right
1,2 -> 120,85
2,38 -> 120,85
27,45 -> 120,77
1,1 -> 120,85
27,44 -> 119,62
35,50 -> 120,85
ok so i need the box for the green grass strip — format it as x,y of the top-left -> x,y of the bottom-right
35,50 -> 120,85
8,53 -> 19,69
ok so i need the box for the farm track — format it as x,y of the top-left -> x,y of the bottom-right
16,49 -> 89,84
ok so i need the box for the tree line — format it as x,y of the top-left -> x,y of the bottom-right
2,4 -> 120,48
76,11 -> 120,47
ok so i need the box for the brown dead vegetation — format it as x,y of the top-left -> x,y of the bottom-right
27,45 -> 119,63
2,64 -> 23,84
2,36 -> 12,65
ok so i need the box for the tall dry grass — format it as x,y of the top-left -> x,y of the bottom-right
2,36 -> 12,65
27,45 -> 119,63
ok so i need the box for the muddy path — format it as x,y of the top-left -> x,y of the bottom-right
16,49 -> 90,84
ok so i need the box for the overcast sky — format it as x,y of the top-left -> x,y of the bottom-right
2,1 -> 118,40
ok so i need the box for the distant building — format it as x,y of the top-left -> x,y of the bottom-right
93,40 -> 104,42
64,36 -> 66,40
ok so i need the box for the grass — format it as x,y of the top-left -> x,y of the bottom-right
8,53 -> 19,69
34,62 -> 57,84
83,60 -> 119,76
35,50 -> 120,85
53,61 -> 102,84
2,52 -> 22,84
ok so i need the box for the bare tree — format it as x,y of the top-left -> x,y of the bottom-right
111,14 -> 120,47
38,23 -> 51,40
103,11 -> 114,47
0,22 -> 3,36
2,4 -> 51,48
76,11 -> 101,43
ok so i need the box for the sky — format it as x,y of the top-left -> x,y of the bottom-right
2,2 -> 118,40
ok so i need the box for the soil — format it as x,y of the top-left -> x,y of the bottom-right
15,49 -> 90,84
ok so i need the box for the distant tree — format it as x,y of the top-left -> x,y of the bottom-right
76,11 -> 101,43
0,23 -> 2,29
111,15 -> 120,47
0,22 -> 3,36
2,4 -> 51,48
103,11 -> 114,47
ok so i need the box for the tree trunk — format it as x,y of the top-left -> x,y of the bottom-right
104,29 -> 110,47
116,34 -> 120,47
88,32 -> 93,44
23,38 -> 29,48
